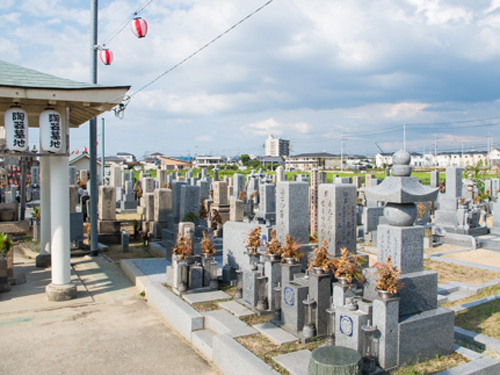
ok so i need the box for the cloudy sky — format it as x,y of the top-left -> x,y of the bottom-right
3,0 -> 500,159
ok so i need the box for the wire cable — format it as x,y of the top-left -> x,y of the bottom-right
101,0 -> 154,46
128,0 -> 275,99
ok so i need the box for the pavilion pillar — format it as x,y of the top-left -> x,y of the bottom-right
36,156 -> 51,268
45,108 -> 76,301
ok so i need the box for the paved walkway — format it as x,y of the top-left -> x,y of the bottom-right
0,249 -> 219,375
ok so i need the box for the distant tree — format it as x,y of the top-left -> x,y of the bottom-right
240,154 -> 251,165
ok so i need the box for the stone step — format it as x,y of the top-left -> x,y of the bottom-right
218,300 -> 255,318
253,322 -> 299,345
203,309 -> 257,338
273,349 -> 311,375
182,290 -> 231,304
191,329 -> 215,360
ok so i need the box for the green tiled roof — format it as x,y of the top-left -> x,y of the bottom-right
0,60 -> 109,90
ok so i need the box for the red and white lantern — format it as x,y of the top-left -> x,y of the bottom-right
39,109 -> 63,153
100,48 -> 114,65
4,107 -> 29,152
130,17 -> 148,38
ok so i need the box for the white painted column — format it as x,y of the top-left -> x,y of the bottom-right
45,107 -> 76,301
50,155 -> 71,285
40,156 -> 51,254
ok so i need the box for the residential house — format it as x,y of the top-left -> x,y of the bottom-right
160,156 -> 192,170
193,155 -> 226,168
116,152 -> 136,163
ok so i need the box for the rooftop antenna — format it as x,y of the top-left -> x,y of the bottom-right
403,123 -> 406,152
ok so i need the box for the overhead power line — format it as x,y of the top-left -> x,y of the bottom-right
112,0 -> 276,116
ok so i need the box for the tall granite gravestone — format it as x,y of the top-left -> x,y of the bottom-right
170,181 -> 187,224
144,193 -> 155,223
276,166 -> 285,183
318,184 -> 357,256
157,169 -> 169,188
492,201 -> 500,236
109,165 -> 121,187
352,176 -> 361,189
79,169 -> 88,184
69,185 -> 84,245
319,171 -> 327,184
120,180 -> 138,210
429,171 -> 439,188
310,168 -> 319,236
255,183 -> 276,225
230,199 -> 244,222
434,167 -> 488,236
98,186 -> 121,242
30,166 -> 40,185
142,177 -> 155,195
233,173 -> 245,198
179,185 -> 200,222
275,182 -> 309,244
197,180 -> 210,202
492,178 -> 500,196
69,166 -> 77,186
211,181 -> 230,223
152,188 -> 172,238
364,150 -> 454,368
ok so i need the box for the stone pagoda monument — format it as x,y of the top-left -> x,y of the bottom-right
363,150 -> 455,369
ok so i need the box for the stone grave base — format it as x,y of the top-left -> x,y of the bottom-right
97,233 -> 122,244
0,220 -> 31,235
36,253 -> 51,268
152,222 -> 168,239
98,220 -> 121,234
398,307 -> 455,366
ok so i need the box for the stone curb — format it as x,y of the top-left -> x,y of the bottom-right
455,327 -> 500,354
427,256 -> 500,274
121,260 -> 279,375
146,281 -> 204,341
120,259 -> 151,293
212,334 -> 279,375
123,258 -> 500,375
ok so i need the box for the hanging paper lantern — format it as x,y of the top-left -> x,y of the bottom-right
39,109 -> 63,153
4,107 -> 29,152
100,48 -> 114,65
74,149 -> 80,155
83,147 -> 88,153
131,17 -> 148,38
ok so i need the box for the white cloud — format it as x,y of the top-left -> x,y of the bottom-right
195,135 -> 213,142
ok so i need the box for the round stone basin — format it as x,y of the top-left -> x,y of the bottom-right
309,346 -> 361,374
384,203 -> 417,226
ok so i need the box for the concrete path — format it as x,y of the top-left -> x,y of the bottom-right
0,249 -> 219,375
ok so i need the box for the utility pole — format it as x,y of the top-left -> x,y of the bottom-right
101,117 -> 105,185
340,133 -> 344,173
90,0 -> 99,256
434,133 -> 438,169
403,123 -> 406,152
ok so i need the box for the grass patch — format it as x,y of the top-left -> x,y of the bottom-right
105,242 -> 159,261
455,298 -> 500,339
391,352 -> 468,375
219,284 -> 237,298
236,334 -> 324,374
191,298 -> 232,313
240,313 -> 273,326
424,259 -> 500,286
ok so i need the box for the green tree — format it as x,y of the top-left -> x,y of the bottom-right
240,154 -> 250,165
